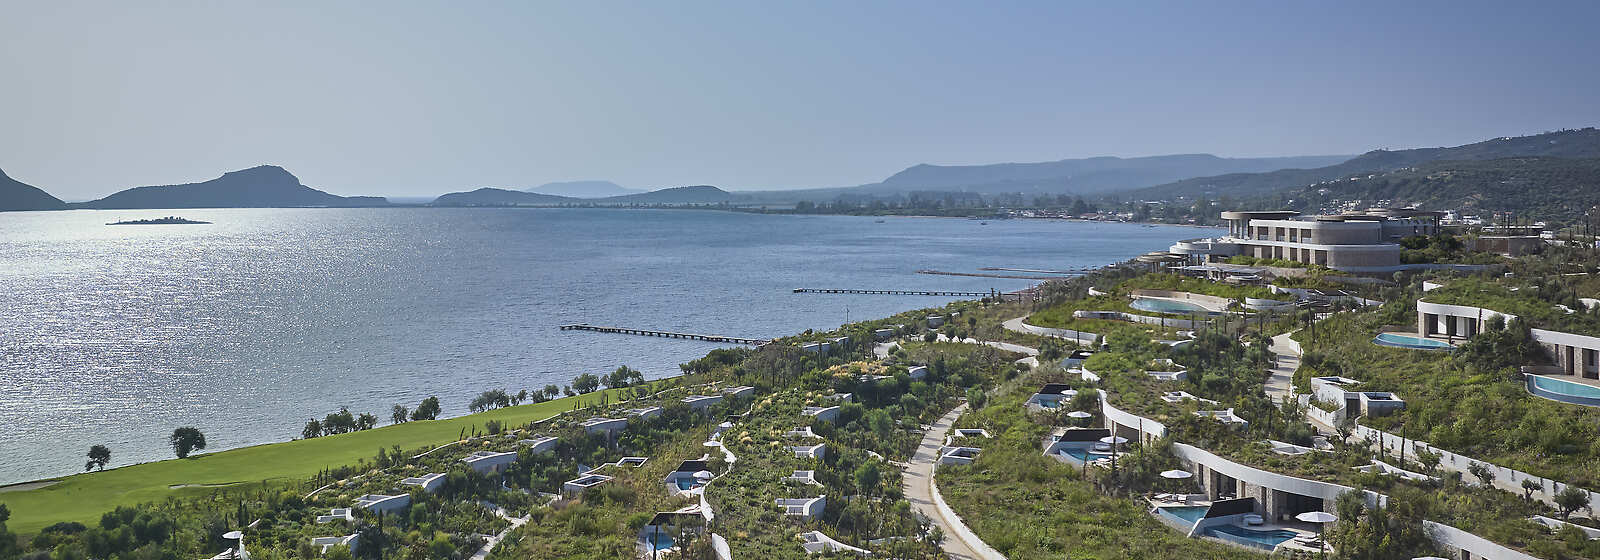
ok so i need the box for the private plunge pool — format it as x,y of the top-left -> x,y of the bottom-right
1527,374 -> 1600,407
1202,525 -> 1299,551
1130,297 -> 1218,315
1155,505 -> 1210,527
648,533 -> 676,551
1372,332 -> 1454,351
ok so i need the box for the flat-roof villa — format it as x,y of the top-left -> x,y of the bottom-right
309,534 -> 358,555
926,315 -> 945,328
562,473 -> 614,496
517,436 -> 559,455
873,328 -> 896,341
802,405 -> 840,423
1416,293 -> 1600,407
638,509 -> 708,555
580,417 -> 629,435
1042,428 -> 1115,467
682,394 -> 723,412
315,508 -> 353,523
460,450 -> 518,474
775,496 -> 827,520
791,443 -> 826,460
907,365 -> 928,380
1162,391 -> 1219,405
722,385 -> 756,400
936,446 -> 981,465
830,335 -> 851,348
1170,209 -> 1443,272
785,426 -> 819,439
1025,383 -> 1079,411
800,341 -> 832,354
784,470 -> 821,486
1147,359 -> 1188,382
352,494 -> 410,514
1062,349 -> 1095,368
623,406 -> 662,419
824,392 -> 853,403
663,460 -> 714,495
1305,376 -> 1407,428
1193,408 -> 1249,429
617,456 -> 648,468
798,530 -> 871,556
399,472 -> 445,493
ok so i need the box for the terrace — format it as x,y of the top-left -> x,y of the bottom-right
722,385 -> 756,400
937,446 -> 981,465
617,456 -> 648,468
1193,408 -> 1249,429
1161,391 -> 1219,405
907,365 -> 928,380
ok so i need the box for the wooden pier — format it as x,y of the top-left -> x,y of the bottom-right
792,288 -> 1016,300
559,324 -> 769,345
916,269 -> 1072,280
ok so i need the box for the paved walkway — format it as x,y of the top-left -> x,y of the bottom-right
1000,317 -> 1097,344
469,507 -> 528,560
902,404 -> 986,560
1265,332 -> 1300,405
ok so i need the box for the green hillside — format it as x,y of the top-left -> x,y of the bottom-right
1288,156 -> 1600,221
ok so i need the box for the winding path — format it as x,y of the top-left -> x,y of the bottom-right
902,404 -> 996,560
1265,332 -> 1300,405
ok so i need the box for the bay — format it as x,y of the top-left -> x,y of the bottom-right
0,207 -> 1202,484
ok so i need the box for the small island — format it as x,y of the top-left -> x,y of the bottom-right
107,216 -> 211,225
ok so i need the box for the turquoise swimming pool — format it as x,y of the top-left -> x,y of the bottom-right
1373,333 -> 1454,350
1203,525 -> 1298,551
1528,375 -> 1600,407
1131,297 -> 1215,315
1155,506 -> 1209,526
675,479 -> 699,490
649,533 -> 675,551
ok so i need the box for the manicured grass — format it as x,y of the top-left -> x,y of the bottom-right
0,384 -> 657,534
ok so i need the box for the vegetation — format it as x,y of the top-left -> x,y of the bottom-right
84,446 -> 111,472
169,428 -> 207,460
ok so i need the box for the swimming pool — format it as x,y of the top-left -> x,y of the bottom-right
1528,375 -> 1600,407
1055,447 -> 1110,464
1373,333 -> 1454,351
1130,297 -> 1216,315
1203,525 -> 1298,551
1155,506 -> 1209,526
648,533 -> 675,551
675,479 -> 699,490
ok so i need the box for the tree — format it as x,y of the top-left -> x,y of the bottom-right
572,373 -> 600,394
854,462 -> 882,496
391,404 -> 409,424
169,427 -> 206,459
1416,449 -> 1441,475
301,419 -> 322,440
1555,486 -> 1591,520
1521,478 -> 1543,501
410,396 -> 441,421
356,413 -> 377,431
85,445 -> 111,471
542,385 -> 561,399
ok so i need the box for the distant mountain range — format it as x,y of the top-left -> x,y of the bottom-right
76,166 -> 387,209
527,180 -> 640,198
0,168 -> 67,211
856,153 -> 1351,196
1128,128 -> 1600,201
429,185 -> 736,207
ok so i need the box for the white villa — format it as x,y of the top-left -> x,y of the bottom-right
791,443 -> 827,460
802,405 -> 841,423
309,535 -> 358,555
352,494 -> 410,514
518,436 -> 559,454
315,508 -> 353,524
873,328 -> 896,341
722,385 -> 756,400
1194,408 -> 1249,429
663,459 -> 713,495
562,473 -> 614,496
936,446 -> 981,465
460,450 -> 517,474
399,472 -> 445,493
581,417 -> 629,435
682,394 -> 723,412
784,470 -> 822,486
775,496 -> 827,520
798,531 -> 871,556
1024,383 -> 1079,412
623,406 -> 662,420
907,365 -> 928,380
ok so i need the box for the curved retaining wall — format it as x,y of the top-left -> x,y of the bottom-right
1012,318 -> 1098,344
1131,289 -> 1233,311
1354,424 -> 1600,518
1170,443 -> 1370,506
1423,521 -> 1540,560
1098,394 -> 1168,443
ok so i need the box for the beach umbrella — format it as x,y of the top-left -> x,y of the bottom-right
1067,411 -> 1093,419
1098,436 -> 1129,445
694,470 -> 715,480
1160,469 -> 1192,480
1295,512 -> 1338,559
1411,557 -> 1450,560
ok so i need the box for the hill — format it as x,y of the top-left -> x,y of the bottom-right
76,165 -> 388,209
593,185 -> 739,205
528,180 -> 639,198
1131,128 -> 1600,201
431,187 -> 579,206
858,153 -> 1351,196
1287,156 -> 1600,221
0,167 -> 67,211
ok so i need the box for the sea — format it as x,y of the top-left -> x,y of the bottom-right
0,207 -> 1203,484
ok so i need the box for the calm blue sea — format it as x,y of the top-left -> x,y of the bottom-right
0,207 -> 1203,483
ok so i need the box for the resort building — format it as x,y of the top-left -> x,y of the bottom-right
518,436 -> 559,454
309,535 -> 358,555
623,406 -> 662,420
352,494 -> 410,514
460,450 -> 518,474
663,460 -> 714,495
936,446 -> 981,465
722,385 -> 756,400
315,508 -> 353,524
682,394 -> 723,412
1024,383 -> 1079,412
399,472 -> 445,493
907,365 -> 928,380
802,405 -> 840,423
580,417 -> 629,435
790,443 -> 827,460
798,531 -> 871,556
638,510 -> 707,555
873,328 -> 896,341
1416,298 -> 1600,406
1170,209 -> 1443,271
775,496 -> 827,520
562,473 -> 614,496
784,470 -> 822,486
926,315 -> 945,328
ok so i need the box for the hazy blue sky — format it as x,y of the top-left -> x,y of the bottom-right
3,1 -> 1598,199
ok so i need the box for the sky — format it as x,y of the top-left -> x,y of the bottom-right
3,1 -> 1599,200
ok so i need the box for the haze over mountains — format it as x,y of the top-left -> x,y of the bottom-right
2,128 -> 1597,212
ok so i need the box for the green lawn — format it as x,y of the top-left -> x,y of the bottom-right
0,385 -> 651,534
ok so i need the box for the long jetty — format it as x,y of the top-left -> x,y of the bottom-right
792,288 -> 1017,300
915,269 -> 1070,280
559,324 -> 770,345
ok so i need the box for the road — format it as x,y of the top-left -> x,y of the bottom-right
1265,332 -> 1300,405
902,404 -> 989,560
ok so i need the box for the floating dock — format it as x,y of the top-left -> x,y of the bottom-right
559,324 -> 769,345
